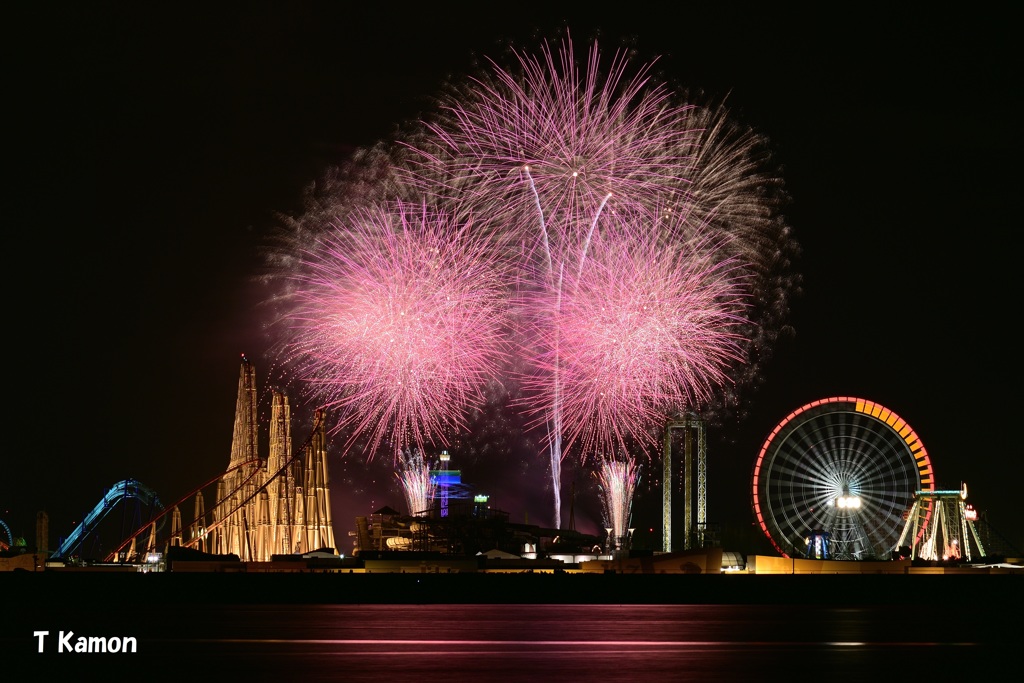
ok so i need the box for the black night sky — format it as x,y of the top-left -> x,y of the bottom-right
5,4 -> 1019,556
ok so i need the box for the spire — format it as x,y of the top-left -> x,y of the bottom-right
229,355 -> 258,467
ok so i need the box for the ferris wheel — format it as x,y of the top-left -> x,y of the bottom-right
752,397 -> 935,560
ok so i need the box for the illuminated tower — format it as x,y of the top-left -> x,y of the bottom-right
662,414 -> 707,551
301,409 -> 335,553
206,357 -> 336,560
439,451 -> 450,517
267,389 -> 295,555
210,356 -> 263,559
431,450 -> 462,518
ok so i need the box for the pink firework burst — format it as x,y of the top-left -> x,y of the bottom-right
405,32 -> 700,235
278,201 -> 511,462
402,32 -> 795,419
520,211 -> 749,459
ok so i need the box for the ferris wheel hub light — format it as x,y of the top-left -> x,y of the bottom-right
836,495 -> 861,509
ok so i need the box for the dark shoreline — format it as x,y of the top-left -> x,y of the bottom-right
4,571 -> 1021,608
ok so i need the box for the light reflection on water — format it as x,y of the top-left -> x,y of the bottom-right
19,603 -> 1002,680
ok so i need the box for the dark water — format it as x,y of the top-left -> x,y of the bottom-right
10,601 -> 1011,680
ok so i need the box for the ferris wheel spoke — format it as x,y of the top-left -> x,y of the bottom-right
781,446 -> 842,488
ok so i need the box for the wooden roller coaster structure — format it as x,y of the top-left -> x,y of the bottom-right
52,356 -> 336,563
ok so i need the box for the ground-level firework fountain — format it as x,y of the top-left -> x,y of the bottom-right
596,454 -> 641,553
396,447 -> 436,517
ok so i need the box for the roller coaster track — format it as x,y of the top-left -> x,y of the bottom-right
0,518 -> 13,550
102,409 -> 324,562
51,479 -> 165,560
102,458 -> 263,562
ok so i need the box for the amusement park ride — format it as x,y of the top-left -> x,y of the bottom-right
49,356 -> 336,564
33,386 -> 1008,566
752,396 -> 990,562
897,484 -> 986,562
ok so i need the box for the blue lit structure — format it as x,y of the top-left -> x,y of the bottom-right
52,479 -> 164,560
431,451 -> 459,517
0,518 -> 13,549
806,530 -> 830,559
428,450 -> 477,518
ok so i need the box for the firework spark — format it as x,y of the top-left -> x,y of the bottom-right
596,453 -> 641,550
396,447 -> 436,516
274,200 -> 511,461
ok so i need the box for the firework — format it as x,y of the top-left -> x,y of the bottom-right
268,31 -> 797,530
396,447 -> 436,516
403,33 -> 700,232
399,32 -> 792,527
670,96 -> 800,426
596,453 -> 641,550
519,211 -> 750,459
273,200 -> 511,461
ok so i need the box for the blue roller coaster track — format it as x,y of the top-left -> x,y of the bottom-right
0,518 -> 13,549
51,479 -> 164,560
